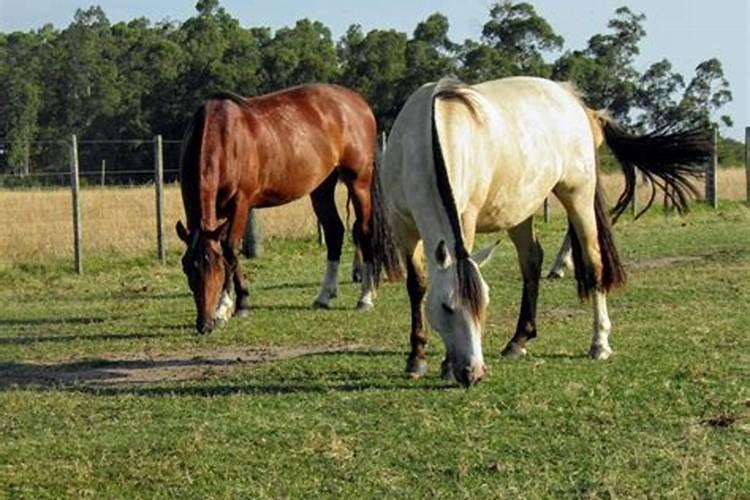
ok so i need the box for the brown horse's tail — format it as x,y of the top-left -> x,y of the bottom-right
569,182 -> 627,300
598,114 -> 713,222
371,154 -> 403,284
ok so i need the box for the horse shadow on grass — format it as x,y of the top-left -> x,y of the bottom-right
0,346 -> 454,396
0,331 -> 171,346
0,316 -> 115,327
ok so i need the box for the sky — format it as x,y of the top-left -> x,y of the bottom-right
0,0 -> 747,140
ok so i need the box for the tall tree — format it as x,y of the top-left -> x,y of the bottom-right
461,1 -> 562,81
260,19 -> 338,91
635,59 -> 685,130
553,6 -> 645,121
400,13 -> 458,95
0,32 -> 43,175
50,6 -> 121,136
678,58 -> 733,129
337,26 -> 407,129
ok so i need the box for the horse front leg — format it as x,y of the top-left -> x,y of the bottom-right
225,202 -> 252,318
502,218 -> 543,358
404,245 -> 429,377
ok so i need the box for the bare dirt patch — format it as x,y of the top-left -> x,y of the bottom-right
0,343 -> 378,389
628,255 -> 707,270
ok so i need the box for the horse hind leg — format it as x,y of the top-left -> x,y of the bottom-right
501,217 -> 544,359
547,229 -> 573,279
561,187 -> 625,359
310,172 -> 345,309
343,168 -> 379,311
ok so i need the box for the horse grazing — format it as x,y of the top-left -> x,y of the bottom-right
381,76 -> 712,387
176,84 -> 400,334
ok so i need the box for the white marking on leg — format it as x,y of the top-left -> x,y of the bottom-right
356,262 -> 376,310
314,260 -> 340,308
590,289 -> 612,359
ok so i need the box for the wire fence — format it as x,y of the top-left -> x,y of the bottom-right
0,136 -> 344,268
1,129 -> 747,270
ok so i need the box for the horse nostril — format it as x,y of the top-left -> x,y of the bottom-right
196,317 -> 214,335
459,366 -> 484,387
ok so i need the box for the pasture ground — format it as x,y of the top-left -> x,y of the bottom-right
1,202 -> 748,497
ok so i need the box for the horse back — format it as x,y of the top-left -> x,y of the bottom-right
181,84 -> 376,229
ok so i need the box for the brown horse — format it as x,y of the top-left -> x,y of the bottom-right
176,84 -> 400,334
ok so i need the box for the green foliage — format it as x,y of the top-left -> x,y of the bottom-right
718,136 -> 745,167
0,0 -> 739,178
337,26 -> 407,130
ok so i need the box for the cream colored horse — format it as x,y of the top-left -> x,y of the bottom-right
381,76 -> 711,387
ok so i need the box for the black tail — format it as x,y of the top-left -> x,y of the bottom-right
601,118 -> 713,222
569,182 -> 627,300
371,157 -> 403,284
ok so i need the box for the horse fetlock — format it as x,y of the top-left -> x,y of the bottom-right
355,299 -> 374,311
501,341 -> 528,359
313,287 -> 338,309
405,357 -> 428,378
588,343 -> 613,360
546,268 -> 565,280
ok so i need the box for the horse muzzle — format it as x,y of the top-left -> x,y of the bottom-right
196,316 -> 215,335
455,362 -> 487,388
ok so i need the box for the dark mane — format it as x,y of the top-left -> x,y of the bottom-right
209,90 -> 249,107
431,79 -> 485,320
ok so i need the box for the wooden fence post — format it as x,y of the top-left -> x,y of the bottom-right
242,210 -> 263,258
745,126 -> 749,205
154,135 -> 166,264
70,134 -> 82,274
705,126 -> 718,208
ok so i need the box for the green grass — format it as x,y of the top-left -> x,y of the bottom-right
1,202 -> 748,498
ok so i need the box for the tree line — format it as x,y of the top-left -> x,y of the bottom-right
0,0 -> 744,181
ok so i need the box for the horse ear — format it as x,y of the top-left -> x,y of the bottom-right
435,240 -> 452,269
471,240 -> 500,268
176,221 -> 189,244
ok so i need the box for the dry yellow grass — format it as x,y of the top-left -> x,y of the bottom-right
1,168 -> 747,264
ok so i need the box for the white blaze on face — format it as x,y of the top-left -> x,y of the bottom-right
214,289 -> 235,323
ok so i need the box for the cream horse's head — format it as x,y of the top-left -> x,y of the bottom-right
426,240 -> 498,387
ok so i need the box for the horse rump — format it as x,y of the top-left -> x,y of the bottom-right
569,183 -> 626,300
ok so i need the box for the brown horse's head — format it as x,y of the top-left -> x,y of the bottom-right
176,220 -> 230,334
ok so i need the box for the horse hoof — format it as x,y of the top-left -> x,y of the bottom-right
589,345 -> 613,360
234,307 -> 250,318
501,343 -> 527,359
405,358 -> 428,378
355,300 -> 374,311
546,270 -> 564,280
312,300 -> 330,310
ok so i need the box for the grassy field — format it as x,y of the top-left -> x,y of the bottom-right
0,167 -> 748,265
1,201 -> 748,497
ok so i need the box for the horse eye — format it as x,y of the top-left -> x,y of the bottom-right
442,303 -> 454,314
